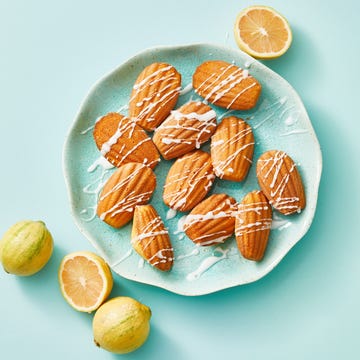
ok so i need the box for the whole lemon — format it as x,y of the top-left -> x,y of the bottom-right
93,296 -> 151,354
0,220 -> 53,276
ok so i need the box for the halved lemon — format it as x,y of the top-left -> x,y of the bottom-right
59,251 -> 113,312
234,5 -> 292,59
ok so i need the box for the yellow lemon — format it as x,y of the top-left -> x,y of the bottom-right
234,5 -> 292,59
58,251 -> 113,312
0,220 -> 53,276
93,296 -> 151,354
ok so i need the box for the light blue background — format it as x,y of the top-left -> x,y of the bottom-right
0,0 -> 359,359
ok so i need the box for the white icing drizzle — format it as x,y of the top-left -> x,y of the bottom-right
138,258 -> 145,268
186,247 -> 229,281
253,97 -> 288,130
98,165 -> 152,220
95,115 -> 104,123
99,190 -> 153,220
159,106 -> 216,151
110,248 -> 133,267
133,65 -> 173,90
118,137 -> 152,162
132,216 -> 169,250
212,139 -> 224,147
142,157 -> 160,168
166,208 -> 177,220
80,162 -> 113,222
179,83 -> 193,95
80,124 -> 95,135
244,60 -> 254,69
148,248 -> 174,267
279,129 -> 308,137
172,108 -> 216,122
82,174 -> 107,195
195,64 -> 255,109
162,137 -> 192,146
235,200 -> 272,237
79,207 -> 97,222
211,124 -> 254,177
185,210 -> 231,226
227,82 -> 256,109
271,213 -> 292,231
97,115 -> 158,168
183,198 -> 235,245
285,116 -> 295,126
163,160 -> 215,211
176,248 -> 200,260
130,65 -> 180,124
279,104 -> 296,120
258,151 -> 300,213
88,156 -> 115,173
116,104 -> 129,113
193,233 -> 230,246
174,215 -> 188,235
99,117 -> 137,157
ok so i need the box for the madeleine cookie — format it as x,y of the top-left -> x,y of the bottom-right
129,62 -> 181,131
235,190 -> 272,261
211,116 -> 254,181
256,150 -> 306,215
183,193 -> 237,246
97,163 -> 156,228
163,150 -> 215,212
153,101 -> 217,160
132,205 -> 174,271
193,60 -> 261,110
93,112 -> 160,169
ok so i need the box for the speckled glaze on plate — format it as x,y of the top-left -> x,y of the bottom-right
63,43 -> 322,296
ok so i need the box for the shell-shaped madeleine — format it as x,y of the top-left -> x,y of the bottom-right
235,190 -> 272,261
97,163 -> 156,228
153,101 -> 217,160
183,193 -> 237,246
132,205 -> 173,271
256,150 -> 306,215
93,112 -> 160,169
192,60 -> 261,110
211,116 -> 254,181
163,150 -> 215,212
129,62 -> 181,131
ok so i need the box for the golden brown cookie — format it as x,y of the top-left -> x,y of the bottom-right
193,60 -> 261,110
256,150 -> 306,215
153,101 -> 217,160
97,162 -> 156,228
93,112 -> 160,169
235,190 -> 272,261
211,116 -> 254,181
132,205 -> 174,271
129,62 -> 181,131
163,150 -> 215,212
183,193 -> 237,246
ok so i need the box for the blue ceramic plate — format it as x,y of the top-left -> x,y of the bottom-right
63,43 -> 322,296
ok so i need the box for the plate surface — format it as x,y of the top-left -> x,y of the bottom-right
63,43 -> 322,296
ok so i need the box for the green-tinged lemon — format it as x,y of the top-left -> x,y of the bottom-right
0,220 -> 53,276
93,296 -> 151,354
